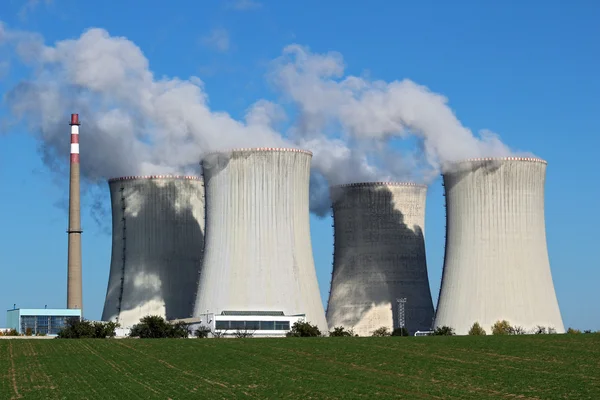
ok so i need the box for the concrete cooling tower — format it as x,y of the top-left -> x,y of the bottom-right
102,176 -> 205,328
434,157 -> 564,335
326,182 -> 435,336
193,148 -> 327,331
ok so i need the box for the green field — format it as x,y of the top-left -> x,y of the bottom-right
1,334 -> 598,399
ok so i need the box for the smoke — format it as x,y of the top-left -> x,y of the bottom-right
0,23 -> 525,218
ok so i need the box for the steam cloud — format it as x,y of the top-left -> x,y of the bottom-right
0,23 -> 523,217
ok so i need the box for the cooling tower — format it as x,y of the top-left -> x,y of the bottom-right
326,182 -> 435,336
434,157 -> 564,335
193,148 -> 327,331
101,175 -> 205,328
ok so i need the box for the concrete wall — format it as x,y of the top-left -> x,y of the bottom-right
434,158 -> 565,335
102,176 -> 205,328
193,148 -> 327,332
326,183 -> 435,336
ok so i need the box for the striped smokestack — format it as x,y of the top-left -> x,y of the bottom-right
67,113 -> 83,312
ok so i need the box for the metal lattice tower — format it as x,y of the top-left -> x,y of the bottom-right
397,298 -> 407,335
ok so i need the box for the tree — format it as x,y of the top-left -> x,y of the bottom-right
491,320 -> 512,335
25,327 -> 33,336
567,327 -> 581,334
129,315 -> 189,339
329,326 -> 356,337
468,322 -> 486,336
432,326 -> 455,336
286,321 -> 322,337
391,327 -> 410,337
371,327 -> 391,337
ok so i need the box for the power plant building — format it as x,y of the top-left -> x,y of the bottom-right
434,157 -> 565,335
193,148 -> 328,332
326,182 -> 435,336
6,308 -> 82,336
101,176 -> 205,328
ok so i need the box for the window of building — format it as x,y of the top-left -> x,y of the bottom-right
259,321 -> 274,330
49,316 -> 72,335
214,320 -> 293,331
37,316 -> 49,335
275,321 -> 290,330
21,316 -> 36,333
215,321 -> 229,330
245,321 -> 260,330
230,321 -> 245,330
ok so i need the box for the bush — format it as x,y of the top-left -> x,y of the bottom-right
286,321 -> 322,337
25,327 -> 33,336
212,330 -> 226,338
371,327 -> 391,337
329,326 -> 356,337
567,327 -> 581,334
92,321 -> 119,338
129,316 -> 189,339
533,325 -> 556,335
2,329 -> 19,336
584,330 -> 593,334
194,326 -> 211,338
57,318 -> 119,339
468,322 -> 486,336
511,326 -> 527,335
432,326 -> 455,336
491,320 -> 512,335
391,327 -> 410,336
234,329 -> 254,338
57,318 -> 95,339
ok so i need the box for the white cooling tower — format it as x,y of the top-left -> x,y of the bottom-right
434,157 -> 564,335
193,148 -> 327,331
102,176 -> 205,328
326,182 -> 435,336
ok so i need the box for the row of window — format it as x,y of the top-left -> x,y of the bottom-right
20,315 -> 73,335
215,320 -> 291,331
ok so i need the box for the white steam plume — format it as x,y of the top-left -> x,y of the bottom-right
1,24 -> 525,218
268,44 -> 524,175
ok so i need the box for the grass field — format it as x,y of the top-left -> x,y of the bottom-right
1,334 -> 599,399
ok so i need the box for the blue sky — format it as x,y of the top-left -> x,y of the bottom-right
0,0 -> 598,330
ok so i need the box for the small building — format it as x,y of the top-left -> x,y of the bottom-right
6,308 -> 82,336
172,311 -> 305,338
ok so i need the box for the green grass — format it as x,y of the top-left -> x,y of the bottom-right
1,334 -> 599,399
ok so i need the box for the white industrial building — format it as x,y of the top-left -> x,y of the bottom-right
326,182 -> 435,336
193,148 -> 328,332
434,157 -> 565,335
102,176 -> 205,328
179,311 -> 306,338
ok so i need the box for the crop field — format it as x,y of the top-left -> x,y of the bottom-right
0,334 -> 599,399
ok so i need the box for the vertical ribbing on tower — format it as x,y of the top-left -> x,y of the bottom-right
67,113 -> 83,313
